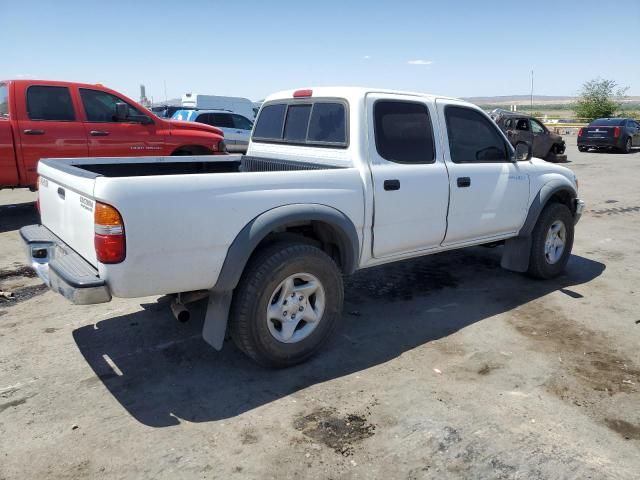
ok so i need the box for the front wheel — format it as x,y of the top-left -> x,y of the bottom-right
527,203 -> 574,279
229,242 -> 344,368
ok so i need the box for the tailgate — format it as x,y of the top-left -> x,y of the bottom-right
38,161 -> 98,266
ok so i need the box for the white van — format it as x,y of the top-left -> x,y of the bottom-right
181,93 -> 256,120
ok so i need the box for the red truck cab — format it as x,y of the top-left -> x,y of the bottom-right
0,79 -> 225,189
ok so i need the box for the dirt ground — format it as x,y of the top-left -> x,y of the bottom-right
1,138 -> 639,479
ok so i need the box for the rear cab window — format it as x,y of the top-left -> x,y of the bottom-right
252,99 -> 347,147
26,85 -> 75,121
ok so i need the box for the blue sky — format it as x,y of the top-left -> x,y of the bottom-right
1,0 -> 638,102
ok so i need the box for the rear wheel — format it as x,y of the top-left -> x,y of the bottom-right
623,137 -> 632,154
229,242 -> 344,368
578,146 -> 588,152
527,203 -> 574,279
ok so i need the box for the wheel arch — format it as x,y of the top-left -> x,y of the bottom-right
171,144 -> 214,156
213,204 -> 360,293
519,182 -> 577,238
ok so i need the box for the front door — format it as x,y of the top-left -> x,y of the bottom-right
79,88 -> 165,157
367,94 -> 450,258
530,118 -> 554,157
230,113 -> 253,152
17,84 -> 88,186
436,100 -> 530,245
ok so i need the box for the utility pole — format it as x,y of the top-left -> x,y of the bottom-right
530,70 -> 534,113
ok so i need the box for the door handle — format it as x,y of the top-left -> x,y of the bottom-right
383,179 -> 400,191
57,187 -> 65,199
457,177 -> 471,188
90,130 -> 110,136
23,129 -> 45,135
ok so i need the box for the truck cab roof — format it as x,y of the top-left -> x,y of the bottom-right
263,86 -> 459,104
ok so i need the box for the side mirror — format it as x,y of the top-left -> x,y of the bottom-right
114,102 -> 128,121
514,141 -> 532,161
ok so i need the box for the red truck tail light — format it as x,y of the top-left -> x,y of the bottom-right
293,89 -> 313,98
613,126 -> 621,138
578,128 -> 584,137
95,202 -> 126,264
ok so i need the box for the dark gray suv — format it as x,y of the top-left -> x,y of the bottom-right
490,109 -> 566,162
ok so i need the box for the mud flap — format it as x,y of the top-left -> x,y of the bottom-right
500,236 -> 532,273
202,291 -> 232,350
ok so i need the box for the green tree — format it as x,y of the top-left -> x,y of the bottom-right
573,78 -> 628,121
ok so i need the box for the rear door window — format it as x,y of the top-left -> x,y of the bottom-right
373,100 -> 434,164
211,113 -> 234,128
253,101 -> 347,147
27,86 -> 75,121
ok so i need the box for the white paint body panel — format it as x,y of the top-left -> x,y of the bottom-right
37,87 -> 580,300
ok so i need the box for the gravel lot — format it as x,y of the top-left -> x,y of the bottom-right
1,138 -> 639,479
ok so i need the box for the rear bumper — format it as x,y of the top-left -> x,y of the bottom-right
20,225 -> 111,305
575,198 -> 585,224
577,137 -> 622,149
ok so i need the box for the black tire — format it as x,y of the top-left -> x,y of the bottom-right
623,137 -> 632,154
578,146 -> 588,152
229,242 -> 344,368
527,203 -> 574,279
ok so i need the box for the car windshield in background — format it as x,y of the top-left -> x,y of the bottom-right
253,101 -> 347,147
590,119 -> 626,126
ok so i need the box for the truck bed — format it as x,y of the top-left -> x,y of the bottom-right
51,155 -> 343,178
36,154 -> 363,297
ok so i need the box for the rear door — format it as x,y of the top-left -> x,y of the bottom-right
79,88 -> 165,157
367,94 -> 450,258
16,84 -> 88,186
437,99 -> 530,245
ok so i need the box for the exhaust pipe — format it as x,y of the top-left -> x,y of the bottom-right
171,301 -> 190,323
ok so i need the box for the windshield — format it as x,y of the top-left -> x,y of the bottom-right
590,118 -> 625,126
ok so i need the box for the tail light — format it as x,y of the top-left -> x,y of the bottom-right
613,127 -> 621,138
578,128 -> 584,137
36,177 -> 41,214
94,202 -> 126,263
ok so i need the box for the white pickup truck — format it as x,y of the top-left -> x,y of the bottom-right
21,87 -> 584,367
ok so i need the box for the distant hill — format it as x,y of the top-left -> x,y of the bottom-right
464,95 -> 640,106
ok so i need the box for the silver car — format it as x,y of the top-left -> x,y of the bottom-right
172,109 -> 253,153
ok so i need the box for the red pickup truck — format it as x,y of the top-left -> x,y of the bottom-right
0,79 -> 225,189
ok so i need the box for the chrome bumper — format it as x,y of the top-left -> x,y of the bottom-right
20,225 -> 111,305
575,198 -> 585,224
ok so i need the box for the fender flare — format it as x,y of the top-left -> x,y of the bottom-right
213,203 -> 360,292
518,181 -> 577,237
501,181 -> 577,273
